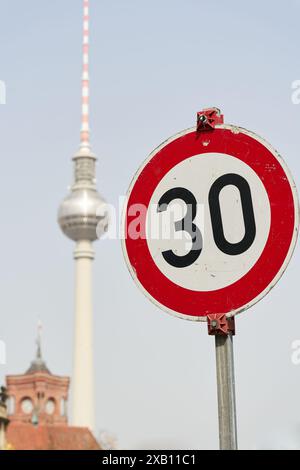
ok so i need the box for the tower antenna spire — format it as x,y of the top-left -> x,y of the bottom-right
81,0 -> 90,149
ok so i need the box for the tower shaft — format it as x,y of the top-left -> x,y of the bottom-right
73,240 -> 95,430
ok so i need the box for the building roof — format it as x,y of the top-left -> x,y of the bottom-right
6,423 -> 101,450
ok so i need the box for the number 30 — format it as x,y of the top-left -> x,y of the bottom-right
157,173 -> 256,268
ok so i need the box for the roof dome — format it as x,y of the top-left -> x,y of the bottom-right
26,357 -> 50,375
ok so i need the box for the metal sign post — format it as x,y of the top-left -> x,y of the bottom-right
208,314 -> 237,450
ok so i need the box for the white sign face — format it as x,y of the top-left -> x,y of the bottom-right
123,125 -> 299,321
146,152 -> 271,292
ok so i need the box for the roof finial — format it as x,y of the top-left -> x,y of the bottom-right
36,319 -> 42,360
80,0 -> 90,149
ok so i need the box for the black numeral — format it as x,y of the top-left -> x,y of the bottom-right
208,173 -> 256,255
157,188 -> 202,268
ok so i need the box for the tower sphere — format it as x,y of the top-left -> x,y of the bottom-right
58,187 -> 108,242
58,146 -> 109,242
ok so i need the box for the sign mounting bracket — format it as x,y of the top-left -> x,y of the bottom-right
197,107 -> 224,132
207,314 -> 235,336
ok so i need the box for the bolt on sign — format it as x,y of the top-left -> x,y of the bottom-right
122,108 -> 299,321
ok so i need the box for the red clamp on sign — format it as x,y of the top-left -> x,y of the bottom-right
207,314 -> 235,336
197,107 -> 224,131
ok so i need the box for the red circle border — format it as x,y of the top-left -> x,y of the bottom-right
124,128 -> 297,318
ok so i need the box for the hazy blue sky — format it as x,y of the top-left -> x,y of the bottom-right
0,0 -> 300,449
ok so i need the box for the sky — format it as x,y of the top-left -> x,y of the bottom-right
0,0 -> 300,450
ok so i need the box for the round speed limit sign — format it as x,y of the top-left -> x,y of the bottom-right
122,124 -> 299,321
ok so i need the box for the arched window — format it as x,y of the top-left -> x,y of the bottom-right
45,398 -> 56,415
20,397 -> 33,415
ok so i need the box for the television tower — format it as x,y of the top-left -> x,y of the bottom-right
58,0 -> 108,431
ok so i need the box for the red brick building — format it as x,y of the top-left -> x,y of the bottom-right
5,342 -> 101,450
